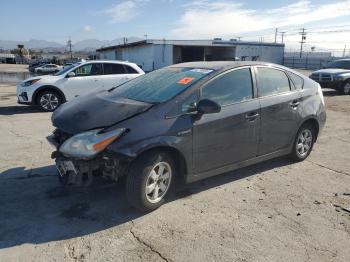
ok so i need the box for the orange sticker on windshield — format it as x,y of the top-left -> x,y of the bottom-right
177,77 -> 195,85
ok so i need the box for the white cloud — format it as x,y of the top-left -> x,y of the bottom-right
170,0 -> 350,39
83,25 -> 93,32
103,0 -> 144,23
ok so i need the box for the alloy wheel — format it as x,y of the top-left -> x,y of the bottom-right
40,93 -> 59,111
296,129 -> 313,158
145,161 -> 172,203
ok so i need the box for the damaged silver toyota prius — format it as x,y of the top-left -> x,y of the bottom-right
47,61 -> 326,211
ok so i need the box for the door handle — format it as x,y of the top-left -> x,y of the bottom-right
290,100 -> 300,108
245,112 -> 259,121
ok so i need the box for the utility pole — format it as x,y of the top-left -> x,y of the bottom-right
274,28 -> 278,43
67,37 -> 72,60
299,28 -> 307,58
280,32 -> 286,43
343,45 -> 347,57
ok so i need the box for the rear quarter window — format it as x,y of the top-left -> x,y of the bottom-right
104,63 -> 126,74
288,72 -> 304,90
124,65 -> 139,74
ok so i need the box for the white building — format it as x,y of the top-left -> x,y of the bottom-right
96,39 -> 285,72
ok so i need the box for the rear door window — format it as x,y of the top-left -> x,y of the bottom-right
103,63 -> 127,75
73,63 -> 103,76
256,67 -> 291,97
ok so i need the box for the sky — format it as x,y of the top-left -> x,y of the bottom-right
1,0 -> 350,52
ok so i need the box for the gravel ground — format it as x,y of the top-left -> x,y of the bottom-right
0,82 -> 349,262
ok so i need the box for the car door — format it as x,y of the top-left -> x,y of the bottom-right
255,66 -> 302,156
99,63 -> 135,90
61,63 -> 103,100
193,67 -> 260,174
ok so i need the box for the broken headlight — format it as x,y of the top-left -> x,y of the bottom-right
59,128 -> 126,159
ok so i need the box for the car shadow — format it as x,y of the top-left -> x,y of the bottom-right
0,105 -> 43,115
0,157 -> 293,249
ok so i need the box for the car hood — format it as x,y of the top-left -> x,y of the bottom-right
312,68 -> 350,74
52,91 -> 153,134
22,75 -> 60,83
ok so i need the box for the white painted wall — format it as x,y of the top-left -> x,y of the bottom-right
235,45 -> 284,64
99,50 -> 117,60
97,43 -> 285,72
153,44 -> 173,69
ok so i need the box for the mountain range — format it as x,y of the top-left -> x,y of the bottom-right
0,37 -> 142,52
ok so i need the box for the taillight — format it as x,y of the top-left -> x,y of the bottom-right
317,84 -> 325,106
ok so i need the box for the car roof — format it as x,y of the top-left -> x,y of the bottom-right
81,60 -> 137,66
170,61 -> 284,71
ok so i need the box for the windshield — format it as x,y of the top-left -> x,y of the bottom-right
54,64 -> 76,76
110,67 -> 214,103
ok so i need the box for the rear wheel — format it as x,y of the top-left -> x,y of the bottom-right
126,152 -> 174,212
290,123 -> 315,161
37,90 -> 62,112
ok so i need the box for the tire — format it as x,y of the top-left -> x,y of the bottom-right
290,123 -> 315,162
126,151 -> 174,212
37,90 -> 63,112
37,70 -> 43,74
339,81 -> 350,95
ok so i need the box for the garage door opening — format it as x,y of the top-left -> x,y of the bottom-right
173,46 -> 237,64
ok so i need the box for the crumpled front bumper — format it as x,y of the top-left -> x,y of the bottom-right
47,133 -> 131,186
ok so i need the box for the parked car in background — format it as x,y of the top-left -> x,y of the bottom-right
29,61 -> 49,73
47,61 -> 326,212
310,59 -> 350,94
17,60 -> 145,111
63,63 -> 73,69
34,64 -> 62,74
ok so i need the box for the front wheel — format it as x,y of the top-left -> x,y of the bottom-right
126,152 -> 174,212
290,124 -> 315,161
37,90 -> 62,112
340,81 -> 350,95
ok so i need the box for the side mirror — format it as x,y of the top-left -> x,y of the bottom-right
197,99 -> 221,114
66,71 -> 75,78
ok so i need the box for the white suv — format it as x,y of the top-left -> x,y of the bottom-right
17,60 -> 144,111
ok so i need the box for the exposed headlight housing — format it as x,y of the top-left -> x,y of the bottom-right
21,78 -> 40,87
59,128 -> 126,159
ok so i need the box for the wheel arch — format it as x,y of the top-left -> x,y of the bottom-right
32,85 -> 66,105
299,117 -> 320,141
134,145 -> 188,185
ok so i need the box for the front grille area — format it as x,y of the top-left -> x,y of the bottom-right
321,73 -> 332,82
310,73 -> 333,82
310,73 -> 320,81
